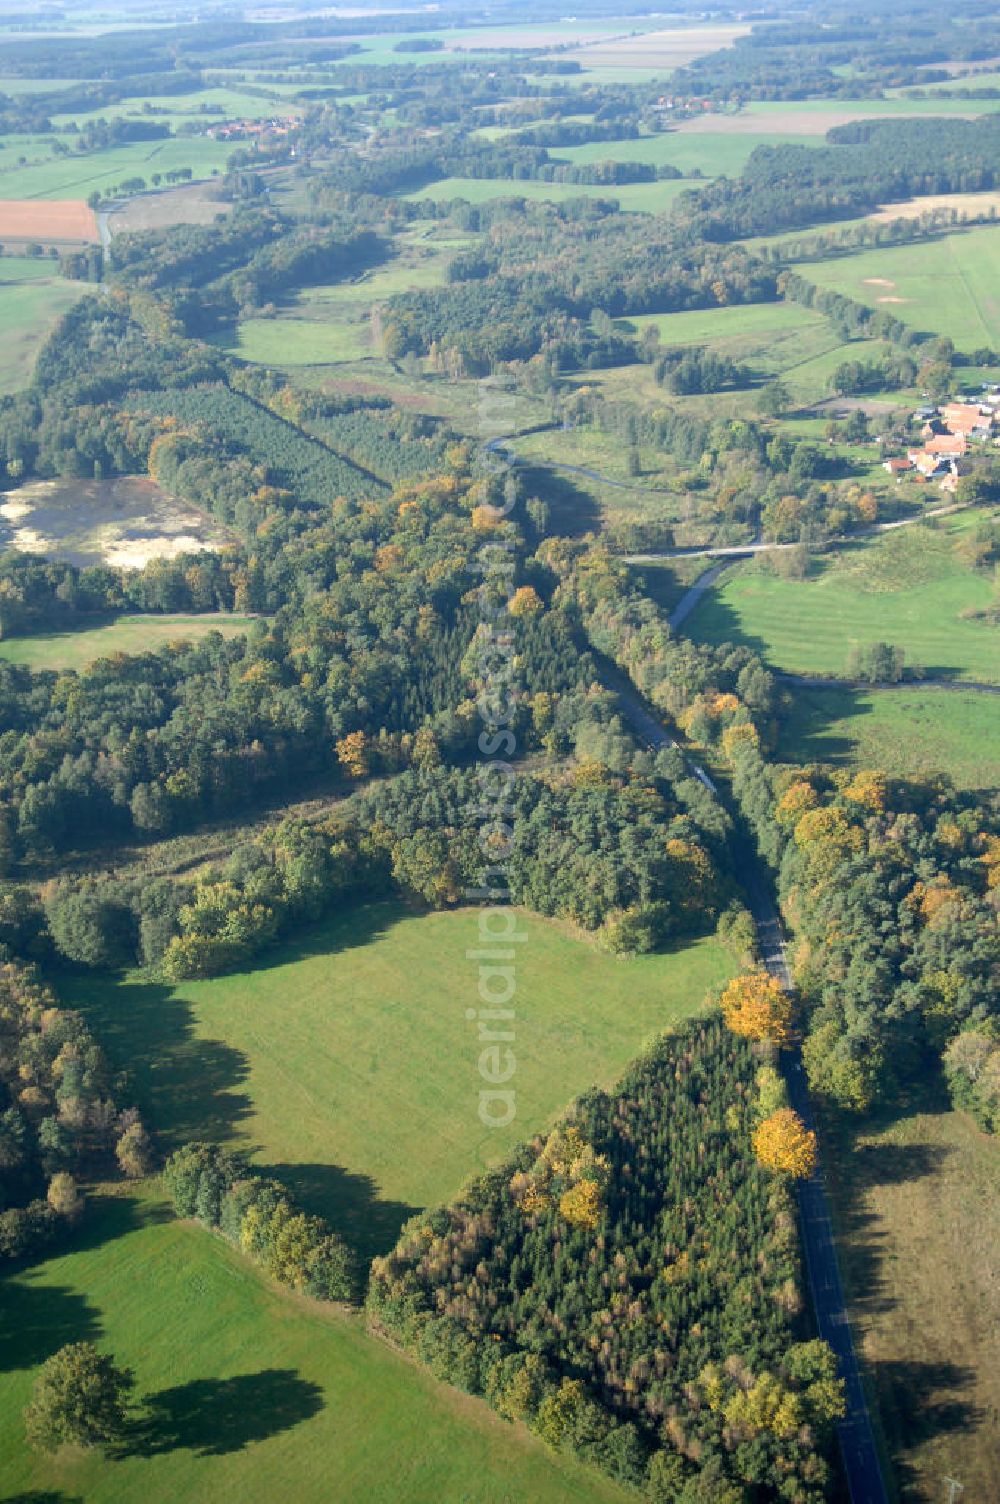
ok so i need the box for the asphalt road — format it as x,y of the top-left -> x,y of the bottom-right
607,669 -> 890,1504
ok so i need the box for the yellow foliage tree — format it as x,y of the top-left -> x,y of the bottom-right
508,585 -> 543,617
721,970 -> 794,1047
336,731 -> 369,779
721,722 -> 760,758
793,805 -> 851,846
775,780 -> 819,828
753,1108 -> 816,1179
843,769 -> 886,810
558,1179 -> 602,1231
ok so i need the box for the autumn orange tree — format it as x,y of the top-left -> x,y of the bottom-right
721,970 -> 794,1047
753,1108 -> 816,1179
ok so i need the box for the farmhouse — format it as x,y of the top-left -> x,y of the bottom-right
908,449 -> 948,477
940,402 -> 993,437
924,433 -> 968,457
882,456 -> 913,474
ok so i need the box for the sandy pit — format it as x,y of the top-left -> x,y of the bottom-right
0,475 -> 236,569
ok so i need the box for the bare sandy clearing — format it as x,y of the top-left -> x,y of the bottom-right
871,190 -> 1000,221
0,476 -> 235,568
864,277 -> 896,287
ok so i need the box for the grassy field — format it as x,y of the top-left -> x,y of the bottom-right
777,684 -> 1000,788
47,86 -> 306,134
0,136 -> 230,200
213,235 -> 458,370
62,902 -> 735,1254
628,300 -> 822,346
825,1102 -> 1000,1503
0,1184 -> 628,1504
556,130 -> 815,180
686,521 -> 1000,684
675,97 -> 1000,135
510,424 -> 683,525
802,223 -> 1000,352
0,255 -> 87,392
404,174 -> 692,214
587,310 -> 899,412
0,614 -> 257,671
626,299 -> 856,403
217,315 -> 374,367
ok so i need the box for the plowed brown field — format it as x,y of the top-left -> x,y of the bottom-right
0,198 -> 98,242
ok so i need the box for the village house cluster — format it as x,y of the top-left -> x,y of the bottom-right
882,387 -> 1000,493
205,116 -> 298,143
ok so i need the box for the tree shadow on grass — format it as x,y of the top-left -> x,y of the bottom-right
0,1192 -> 173,1374
0,1277 -> 102,1375
59,977 -> 254,1150
516,464 -> 601,537
123,1369 -> 323,1458
850,1138 -> 953,1188
221,896 -> 408,979
872,1358 -> 981,1495
2,1493 -> 84,1503
262,1160 -> 418,1269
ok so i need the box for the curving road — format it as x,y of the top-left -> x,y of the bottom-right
604,667 -> 890,1504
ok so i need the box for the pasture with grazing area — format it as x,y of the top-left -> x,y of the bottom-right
0,136 -> 230,201
0,1186 -> 628,1504
825,1104 -> 1000,1504
404,174 -> 691,214
777,684 -> 1000,789
801,223 -> 1000,352
0,255 -> 87,393
0,614 -> 257,671
62,902 -> 736,1252
685,520 -> 1000,685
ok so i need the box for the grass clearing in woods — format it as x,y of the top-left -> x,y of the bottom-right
61,901 -> 736,1258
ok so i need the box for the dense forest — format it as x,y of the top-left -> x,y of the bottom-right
369,1018 -> 845,1501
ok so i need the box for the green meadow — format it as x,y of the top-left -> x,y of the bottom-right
0,135 -> 230,199
801,223 -> 1000,352
777,683 -> 1000,789
216,314 -> 374,366
0,614 -> 257,671
62,902 -> 735,1249
0,255 -> 87,392
47,86 -> 305,134
405,174 -> 692,214
555,130 -> 816,180
0,1185 -> 628,1504
212,237 -> 458,369
685,521 -> 1000,684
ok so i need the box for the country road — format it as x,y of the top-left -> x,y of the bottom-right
625,499 -> 968,565
605,665 -> 890,1504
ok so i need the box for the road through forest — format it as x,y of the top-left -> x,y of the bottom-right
605,664 -> 890,1504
